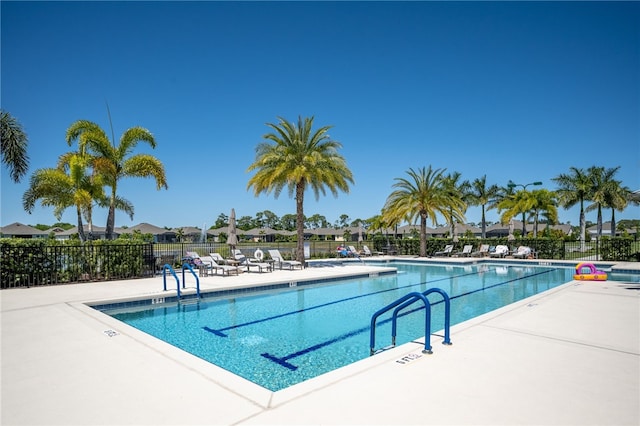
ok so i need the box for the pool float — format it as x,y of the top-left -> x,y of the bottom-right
574,262 -> 607,281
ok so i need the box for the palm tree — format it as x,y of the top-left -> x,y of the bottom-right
23,152 -> 105,242
602,179 -> 638,237
66,120 -> 168,240
1,110 -> 29,183
527,189 -> 558,238
382,166 -> 465,257
497,190 -> 536,237
552,167 -> 591,251
441,172 -> 470,239
466,175 -> 501,238
586,166 -> 620,239
247,116 -> 354,263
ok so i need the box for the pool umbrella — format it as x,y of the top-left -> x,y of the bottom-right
358,222 -> 363,244
227,208 -> 238,254
508,219 -> 515,241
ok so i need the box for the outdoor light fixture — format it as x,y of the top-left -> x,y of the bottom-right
508,180 -> 543,190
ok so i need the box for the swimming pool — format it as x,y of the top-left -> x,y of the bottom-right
97,262 -> 595,391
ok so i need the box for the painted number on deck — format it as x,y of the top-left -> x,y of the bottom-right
395,353 -> 422,365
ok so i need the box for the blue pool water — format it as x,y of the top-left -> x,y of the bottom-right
103,263 -> 584,391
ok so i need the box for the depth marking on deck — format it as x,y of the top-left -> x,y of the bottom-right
395,352 -> 423,365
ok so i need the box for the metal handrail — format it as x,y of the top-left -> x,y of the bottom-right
370,291 -> 432,355
181,263 -> 201,299
162,264 -> 181,298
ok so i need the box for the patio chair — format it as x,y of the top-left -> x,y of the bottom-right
199,255 -> 240,276
235,254 -> 272,273
268,249 -> 303,270
489,245 -> 509,258
434,244 -> 454,257
348,246 -> 360,257
472,244 -> 490,257
512,246 -> 533,259
362,245 -> 383,256
456,245 -> 474,257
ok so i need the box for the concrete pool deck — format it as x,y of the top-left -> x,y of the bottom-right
1,258 -> 639,425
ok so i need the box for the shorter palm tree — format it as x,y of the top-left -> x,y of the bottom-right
23,152 -> 104,242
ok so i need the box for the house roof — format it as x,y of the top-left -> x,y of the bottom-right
0,222 -> 47,236
129,222 -> 174,235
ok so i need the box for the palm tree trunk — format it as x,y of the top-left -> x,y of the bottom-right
579,201 -> 586,252
420,213 -> 427,257
611,209 -> 616,237
597,205 -> 603,238
295,181 -> 305,264
481,206 -> 486,239
76,206 -> 86,243
105,186 -> 117,240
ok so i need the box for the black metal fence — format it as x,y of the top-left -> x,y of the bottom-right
1,237 -> 637,289
1,242 -> 155,289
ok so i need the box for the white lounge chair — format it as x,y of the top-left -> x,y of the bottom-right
472,244 -> 490,257
199,255 -> 240,276
457,245 -> 474,257
235,254 -> 272,273
362,245 -> 383,256
434,244 -> 454,257
512,246 -> 533,259
268,249 -> 303,270
348,246 -> 360,257
489,245 -> 509,258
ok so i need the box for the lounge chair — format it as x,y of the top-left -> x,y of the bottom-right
268,249 -> 303,270
362,245 -> 383,256
235,254 -> 272,273
472,244 -> 490,257
348,246 -> 360,257
199,255 -> 240,276
434,244 -> 454,257
512,246 -> 534,259
489,245 -> 509,258
456,244 -> 474,257
210,252 -> 229,264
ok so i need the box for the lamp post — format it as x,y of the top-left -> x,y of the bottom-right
507,180 -> 542,237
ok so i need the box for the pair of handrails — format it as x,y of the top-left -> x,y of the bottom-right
370,288 -> 451,356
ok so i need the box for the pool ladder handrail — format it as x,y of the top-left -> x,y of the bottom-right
161,263 -> 200,299
370,292 -> 432,355
162,264 -> 181,298
181,263 -> 201,299
370,287 -> 452,356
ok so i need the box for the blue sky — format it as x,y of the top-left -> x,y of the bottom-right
2,1 -> 639,230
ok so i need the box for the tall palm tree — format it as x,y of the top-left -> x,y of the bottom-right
23,152 -> 104,242
66,120 -> 168,240
602,180 -> 637,237
1,110 -> 29,183
586,166 -> 620,239
441,172 -> 470,239
466,175 -> 500,238
247,116 -> 354,263
552,167 -> 591,251
382,166 -> 465,257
